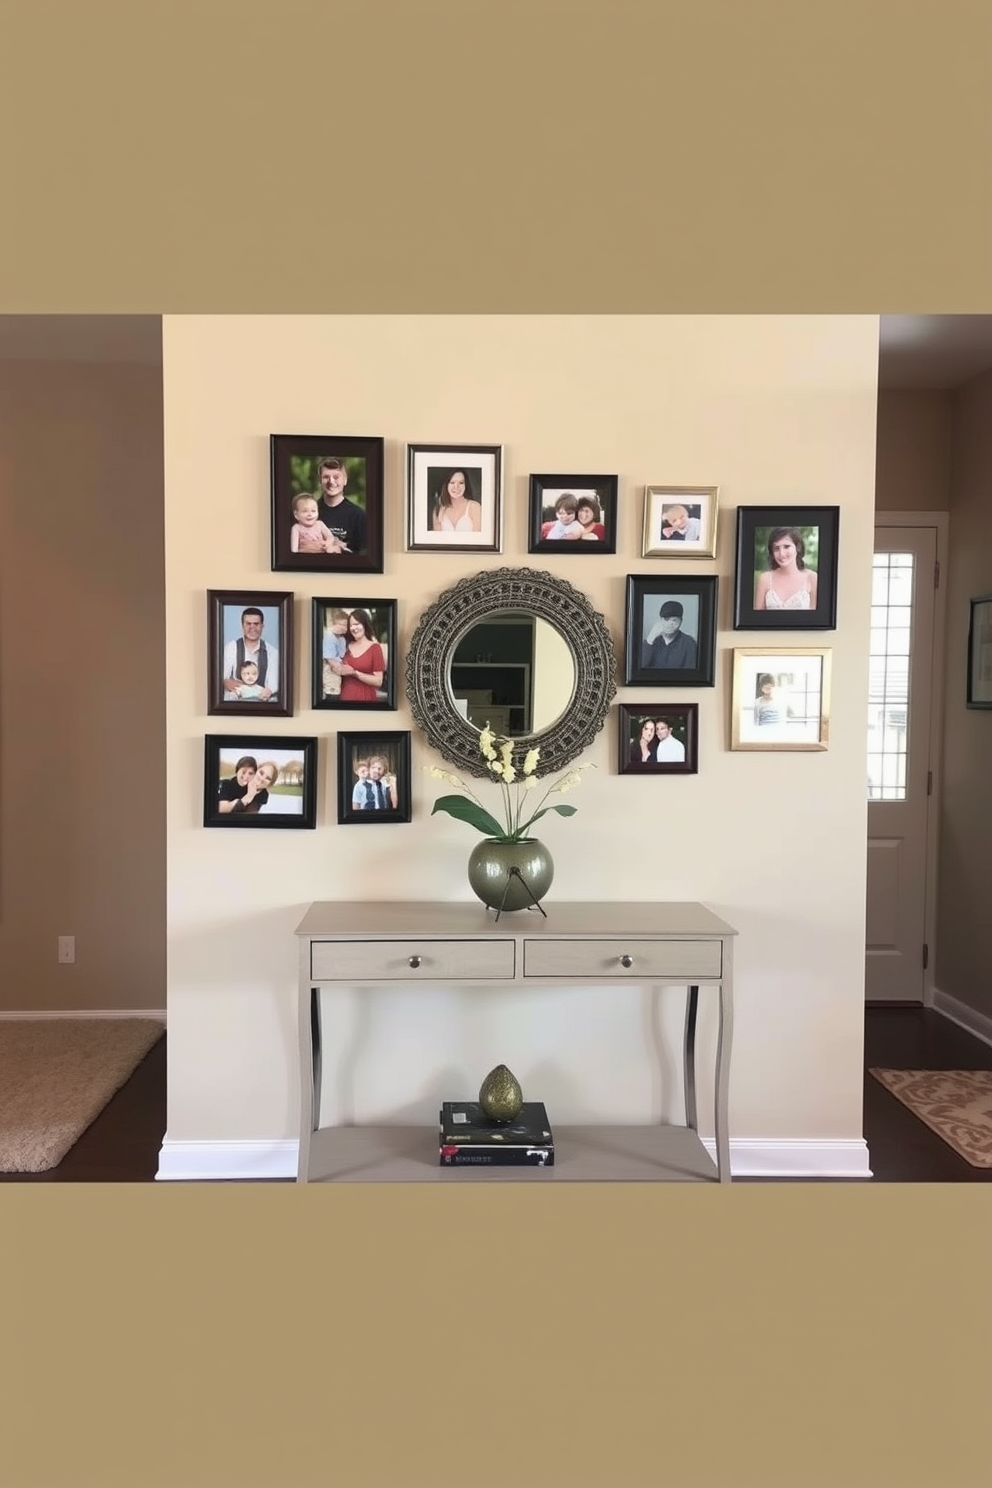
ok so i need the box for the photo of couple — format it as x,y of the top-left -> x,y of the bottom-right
619,704 -> 698,775
204,736 -> 317,828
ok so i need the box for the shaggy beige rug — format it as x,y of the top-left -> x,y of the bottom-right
0,1018 -> 163,1173
870,1068 -> 992,1168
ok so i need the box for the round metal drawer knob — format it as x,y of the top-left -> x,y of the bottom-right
408,955 -> 422,969
620,954 -> 633,968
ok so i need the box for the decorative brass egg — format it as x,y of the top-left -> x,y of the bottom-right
479,1063 -> 523,1123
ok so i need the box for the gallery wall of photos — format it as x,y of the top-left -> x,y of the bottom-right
202,434 -> 839,829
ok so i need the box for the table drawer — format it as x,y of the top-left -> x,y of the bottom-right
311,939 -> 516,982
523,938 -> 722,980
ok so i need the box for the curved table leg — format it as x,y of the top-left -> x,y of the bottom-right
714,981 -> 734,1183
683,985 -> 699,1132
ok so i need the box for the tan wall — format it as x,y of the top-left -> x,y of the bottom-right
0,359 -> 166,1011
163,314 -> 880,1151
875,389 -> 953,512
936,367 -> 992,1016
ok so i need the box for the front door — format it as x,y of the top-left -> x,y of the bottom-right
865,524 -> 938,1003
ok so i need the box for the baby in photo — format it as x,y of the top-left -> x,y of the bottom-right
226,659 -> 266,701
290,493 -> 348,555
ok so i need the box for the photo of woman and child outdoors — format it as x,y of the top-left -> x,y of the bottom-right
204,737 -> 317,828
311,599 -> 396,711
618,704 -> 698,775
528,474 -> 618,554
336,731 -> 412,824
270,434 -> 385,574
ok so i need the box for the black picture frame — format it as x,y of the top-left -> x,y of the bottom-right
624,575 -> 718,687
527,473 -> 618,555
311,598 -> 397,711
336,731 -> 412,824
203,735 -> 317,829
270,433 -> 384,574
966,593 -> 992,709
207,590 -> 294,717
618,703 -> 699,775
406,443 -> 503,553
733,505 -> 840,630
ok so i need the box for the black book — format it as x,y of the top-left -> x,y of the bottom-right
439,1101 -> 554,1167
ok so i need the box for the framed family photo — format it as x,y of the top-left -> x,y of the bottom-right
406,443 -> 502,553
642,485 -> 719,559
618,703 -> 699,776
336,730 -> 412,824
310,598 -> 397,711
203,735 -> 318,827
270,433 -> 385,575
623,575 -> 718,687
527,473 -> 618,555
734,505 -> 840,630
967,594 -> 992,709
207,590 -> 294,717
731,648 -> 832,751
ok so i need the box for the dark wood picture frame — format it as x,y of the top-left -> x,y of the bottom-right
623,575 -> 718,687
405,443 -> 503,553
311,598 -> 397,712
733,505 -> 840,630
336,730 -> 412,824
270,433 -> 384,574
207,590 -> 294,717
618,703 -> 699,775
527,473 -> 618,555
203,735 -> 317,828
967,593 -> 992,708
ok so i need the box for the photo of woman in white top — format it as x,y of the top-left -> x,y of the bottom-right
431,469 -> 482,533
754,526 -> 819,611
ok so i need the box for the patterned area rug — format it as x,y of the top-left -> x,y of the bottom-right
869,1068 -> 992,1168
0,1018 -> 164,1172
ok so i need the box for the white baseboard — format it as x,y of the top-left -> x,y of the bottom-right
931,988 -> 992,1050
156,1135 -> 872,1182
156,1138 -> 297,1182
0,1009 -> 166,1021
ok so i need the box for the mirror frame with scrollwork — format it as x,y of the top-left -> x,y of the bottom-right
405,567 -> 617,779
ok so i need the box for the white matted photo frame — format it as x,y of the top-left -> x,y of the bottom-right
967,593 -> 992,708
731,648 -> 832,751
642,485 -> 719,559
406,443 -> 503,553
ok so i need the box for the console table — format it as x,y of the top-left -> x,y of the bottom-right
295,901 -> 736,1184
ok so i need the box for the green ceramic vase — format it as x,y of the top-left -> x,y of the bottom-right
479,1063 -> 524,1123
467,838 -> 554,912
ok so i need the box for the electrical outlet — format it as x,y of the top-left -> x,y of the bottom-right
58,935 -> 75,964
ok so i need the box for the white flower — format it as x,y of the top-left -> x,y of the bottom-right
490,760 -> 505,778
478,725 -> 497,761
524,775 -> 538,791
522,748 -> 540,776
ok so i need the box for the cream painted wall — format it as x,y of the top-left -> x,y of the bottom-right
0,359 -> 166,1011
937,368 -> 992,1017
163,315 -> 879,1151
875,389 -> 952,512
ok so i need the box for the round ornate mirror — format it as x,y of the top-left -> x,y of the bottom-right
405,567 -> 617,778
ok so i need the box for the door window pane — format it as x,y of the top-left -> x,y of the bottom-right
867,553 -> 914,800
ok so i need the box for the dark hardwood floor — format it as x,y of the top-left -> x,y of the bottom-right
2,1010 -> 990,1181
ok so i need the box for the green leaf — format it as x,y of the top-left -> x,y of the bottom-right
515,802 -> 578,836
431,795 -> 507,839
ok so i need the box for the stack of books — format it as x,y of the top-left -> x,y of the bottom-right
439,1100 -> 555,1167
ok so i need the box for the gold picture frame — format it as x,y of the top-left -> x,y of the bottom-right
642,484 -> 719,559
731,647 -> 832,751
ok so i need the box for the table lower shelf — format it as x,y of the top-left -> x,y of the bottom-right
302,1123 -> 720,1183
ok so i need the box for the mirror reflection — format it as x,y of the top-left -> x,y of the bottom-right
448,610 -> 576,738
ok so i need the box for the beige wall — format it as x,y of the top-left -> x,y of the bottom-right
875,389 -> 953,512
163,315 -> 879,1153
936,367 -> 992,1016
0,359 -> 166,1012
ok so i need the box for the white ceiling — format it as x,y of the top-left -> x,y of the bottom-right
2,314 -> 992,391
878,314 -> 992,390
